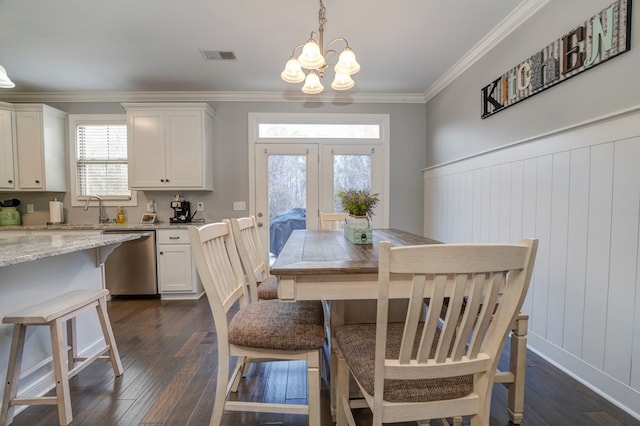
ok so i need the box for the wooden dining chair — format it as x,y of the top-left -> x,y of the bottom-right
335,239 -> 538,426
188,221 -> 325,425
319,212 -> 349,230
229,216 -> 278,301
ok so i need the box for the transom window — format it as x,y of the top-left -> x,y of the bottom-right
258,123 -> 379,139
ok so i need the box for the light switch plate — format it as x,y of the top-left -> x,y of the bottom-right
233,201 -> 246,211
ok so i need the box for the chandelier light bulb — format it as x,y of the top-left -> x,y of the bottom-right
298,40 -> 325,69
281,58 -> 305,83
331,72 -> 354,91
334,48 -> 360,75
0,65 -> 15,89
302,71 -> 324,94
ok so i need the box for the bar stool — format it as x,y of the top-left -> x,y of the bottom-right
0,289 -> 123,425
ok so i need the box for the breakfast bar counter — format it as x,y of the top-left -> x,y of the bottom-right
0,231 -> 141,267
0,231 -> 139,409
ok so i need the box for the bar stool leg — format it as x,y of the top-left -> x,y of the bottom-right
96,297 -> 123,376
66,317 -> 78,371
1,324 -> 27,425
51,319 -> 73,425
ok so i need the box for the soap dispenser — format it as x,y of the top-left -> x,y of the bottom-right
116,206 -> 126,224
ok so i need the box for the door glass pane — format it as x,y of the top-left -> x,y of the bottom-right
268,154 -> 307,256
333,154 -> 372,212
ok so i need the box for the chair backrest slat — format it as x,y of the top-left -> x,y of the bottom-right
416,274 -> 446,363
468,272 -> 503,357
451,273 -> 486,360
436,274 -> 467,363
398,274 -> 426,363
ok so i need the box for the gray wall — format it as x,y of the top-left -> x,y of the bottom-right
4,100 -> 426,234
425,0 -> 640,167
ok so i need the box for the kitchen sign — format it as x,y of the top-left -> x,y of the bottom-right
481,0 -> 632,119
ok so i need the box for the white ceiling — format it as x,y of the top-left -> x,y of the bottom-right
0,0 -> 544,101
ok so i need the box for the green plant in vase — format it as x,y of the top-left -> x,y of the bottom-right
337,188 -> 380,227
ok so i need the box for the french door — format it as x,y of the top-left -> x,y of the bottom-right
254,144 -> 319,257
254,143 -> 384,257
249,112 -> 389,258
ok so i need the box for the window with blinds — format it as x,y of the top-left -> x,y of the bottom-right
75,123 -> 131,199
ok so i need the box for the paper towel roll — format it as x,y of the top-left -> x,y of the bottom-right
49,201 -> 64,224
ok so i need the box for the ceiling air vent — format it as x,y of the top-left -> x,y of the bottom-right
200,49 -> 237,61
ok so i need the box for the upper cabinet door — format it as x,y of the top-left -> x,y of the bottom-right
124,103 -> 214,191
16,111 -> 44,189
127,110 -> 166,189
13,104 -> 67,192
0,108 -> 15,190
14,104 -> 67,192
165,110 -> 205,188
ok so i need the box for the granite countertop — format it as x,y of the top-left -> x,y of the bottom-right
0,221 -> 205,232
0,232 -> 141,267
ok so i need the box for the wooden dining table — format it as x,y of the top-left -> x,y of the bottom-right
270,228 -> 528,424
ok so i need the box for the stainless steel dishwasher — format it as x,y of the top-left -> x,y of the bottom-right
103,230 -> 158,296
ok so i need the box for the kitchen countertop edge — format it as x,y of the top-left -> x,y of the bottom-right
0,233 -> 142,268
0,222 -> 208,231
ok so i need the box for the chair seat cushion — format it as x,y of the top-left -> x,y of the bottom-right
335,323 -> 473,403
229,300 -> 325,351
257,275 -> 279,300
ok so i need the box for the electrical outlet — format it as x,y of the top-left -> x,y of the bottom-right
27,203 -> 34,214
196,201 -> 205,211
233,201 -> 246,211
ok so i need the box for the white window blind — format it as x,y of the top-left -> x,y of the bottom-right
76,124 -> 131,198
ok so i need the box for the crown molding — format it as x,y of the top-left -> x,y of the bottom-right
0,90 -> 426,104
424,0 -> 550,102
0,1 -> 548,106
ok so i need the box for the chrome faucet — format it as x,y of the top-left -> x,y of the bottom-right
84,195 -> 110,223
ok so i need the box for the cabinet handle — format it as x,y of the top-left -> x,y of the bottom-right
159,251 -> 164,255
35,180 -> 40,184
7,180 -> 12,184
165,178 -> 170,182
160,179 -> 165,182
169,236 -> 180,240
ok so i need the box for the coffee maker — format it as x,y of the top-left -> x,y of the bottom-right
170,195 -> 192,223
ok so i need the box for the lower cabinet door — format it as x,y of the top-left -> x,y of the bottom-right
157,244 -> 194,293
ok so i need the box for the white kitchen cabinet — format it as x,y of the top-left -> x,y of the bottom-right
122,103 -> 214,190
156,229 -> 203,299
13,104 -> 67,191
0,103 -> 15,190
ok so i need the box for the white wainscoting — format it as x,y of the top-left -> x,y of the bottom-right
423,108 -> 640,418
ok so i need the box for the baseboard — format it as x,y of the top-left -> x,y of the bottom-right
160,291 -> 204,300
528,333 -> 640,420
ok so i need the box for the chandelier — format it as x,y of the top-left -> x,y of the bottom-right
280,0 -> 360,94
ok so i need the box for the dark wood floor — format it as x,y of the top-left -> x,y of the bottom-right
8,297 -> 639,425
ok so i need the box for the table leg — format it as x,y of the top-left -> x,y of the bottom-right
507,313 -> 528,424
329,300 -> 345,420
